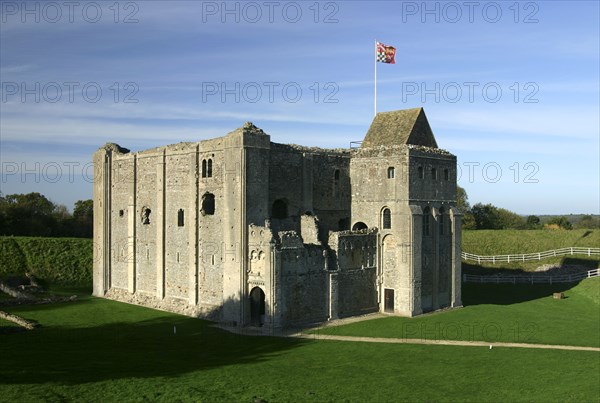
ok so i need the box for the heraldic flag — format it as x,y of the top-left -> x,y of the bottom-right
376,42 -> 396,64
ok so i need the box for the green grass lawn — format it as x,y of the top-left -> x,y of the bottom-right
314,278 -> 600,348
0,317 -> 19,327
1,284 -> 599,402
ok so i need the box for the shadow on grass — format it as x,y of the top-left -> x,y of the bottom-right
461,254 -> 598,306
0,299 -> 308,386
461,282 -> 578,306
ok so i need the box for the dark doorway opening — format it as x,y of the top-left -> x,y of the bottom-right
352,221 -> 368,231
272,199 -> 288,219
338,217 -> 350,231
250,287 -> 266,326
384,288 -> 394,313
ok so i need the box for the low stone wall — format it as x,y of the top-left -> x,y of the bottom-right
0,310 -> 39,330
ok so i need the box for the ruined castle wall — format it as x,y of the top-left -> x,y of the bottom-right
310,153 -> 351,235
162,148 -> 195,300
197,138 -> 226,310
134,152 -> 160,295
269,145 -> 304,223
277,233 -> 328,325
269,144 -> 351,238
332,232 -> 379,317
110,154 -> 136,291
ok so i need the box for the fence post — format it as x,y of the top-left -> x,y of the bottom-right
570,247 -> 573,255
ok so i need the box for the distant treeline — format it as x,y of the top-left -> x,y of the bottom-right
0,192 -> 92,238
457,187 -> 599,230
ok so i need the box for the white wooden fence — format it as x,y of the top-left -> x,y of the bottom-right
461,247 -> 600,264
463,269 -> 599,284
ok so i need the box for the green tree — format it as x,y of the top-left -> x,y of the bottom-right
547,216 -> 572,230
456,186 -> 476,229
574,215 -> 600,229
526,215 -> 541,229
497,208 -> 525,229
73,199 -> 93,221
72,199 -> 93,237
471,203 -> 501,229
456,186 -> 471,215
0,192 -> 57,236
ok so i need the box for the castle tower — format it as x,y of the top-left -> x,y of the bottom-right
350,108 -> 462,316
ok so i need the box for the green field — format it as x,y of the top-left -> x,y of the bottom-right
0,287 -> 598,403
463,229 -> 600,254
462,229 -> 600,272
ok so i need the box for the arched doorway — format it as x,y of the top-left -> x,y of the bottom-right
249,287 -> 265,326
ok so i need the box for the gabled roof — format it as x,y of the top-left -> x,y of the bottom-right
361,107 -> 438,148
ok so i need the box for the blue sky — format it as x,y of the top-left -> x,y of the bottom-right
1,0 -> 598,214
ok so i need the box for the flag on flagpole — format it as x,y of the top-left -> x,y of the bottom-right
376,42 -> 396,64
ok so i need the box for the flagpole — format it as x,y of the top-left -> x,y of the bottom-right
374,39 -> 377,117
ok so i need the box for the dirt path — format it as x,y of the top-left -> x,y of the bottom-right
292,333 -> 600,352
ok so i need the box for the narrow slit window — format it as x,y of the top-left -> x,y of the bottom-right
444,169 -> 449,181
423,207 -> 431,236
177,209 -> 184,227
432,168 -> 437,180
418,166 -> 424,179
207,159 -> 213,178
387,167 -> 395,179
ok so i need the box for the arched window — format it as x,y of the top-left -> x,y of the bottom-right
382,208 -> 391,229
177,209 -> 184,227
207,159 -> 213,178
444,169 -> 449,181
352,222 -> 368,231
201,159 -> 207,178
418,166 -> 424,179
201,193 -> 215,216
334,169 -> 340,181
423,206 -> 431,236
387,167 -> 395,179
272,199 -> 288,219
432,168 -> 437,180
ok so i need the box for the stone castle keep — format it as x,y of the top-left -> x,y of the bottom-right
93,107 -> 462,328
